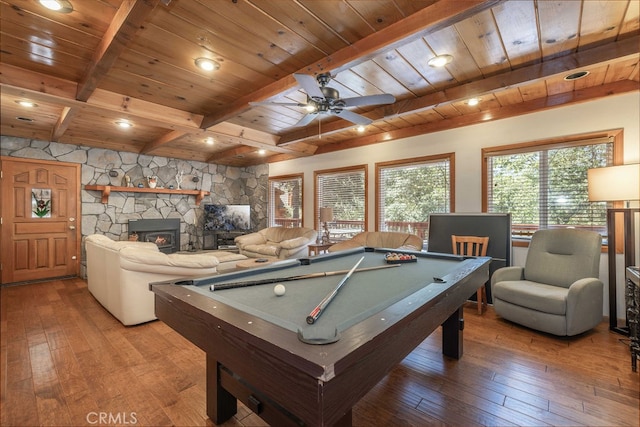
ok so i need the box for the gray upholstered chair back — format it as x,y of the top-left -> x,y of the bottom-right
524,229 -> 602,288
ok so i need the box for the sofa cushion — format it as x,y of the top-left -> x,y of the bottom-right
524,229 -> 601,288
264,227 -> 314,243
329,231 -> 422,253
120,248 -> 218,268
205,251 -> 246,263
493,280 -> 568,315
242,244 -> 280,257
85,233 -> 158,252
361,232 -> 421,249
279,236 -> 311,249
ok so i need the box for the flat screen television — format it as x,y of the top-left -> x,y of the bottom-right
204,204 -> 251,232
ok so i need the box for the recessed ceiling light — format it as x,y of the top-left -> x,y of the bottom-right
356,125 -> 366,133
15,100 -> 38,108
195,57 -> 220,72
467,97 -> 480,106
205,137 -> 214,145
428,54 -> 453,68
39,0 -> 73,13
258,149 -> 266,155
564,71 -> 590,81
115,120 -> 132,128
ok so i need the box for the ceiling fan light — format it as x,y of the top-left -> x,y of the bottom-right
428,54 -> 453,68
195,57 -> 219,72
39,0 -> 73,13
304,104 -> 317,112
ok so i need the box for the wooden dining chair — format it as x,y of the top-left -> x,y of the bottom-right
451,235 -> 489,314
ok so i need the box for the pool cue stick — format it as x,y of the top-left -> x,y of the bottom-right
306,256 -> 364,325
208,263 -> 398,291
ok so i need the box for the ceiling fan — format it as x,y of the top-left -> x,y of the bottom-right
250,73 -> 395,127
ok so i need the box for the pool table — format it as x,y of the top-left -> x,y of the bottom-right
150,247 -> 490,426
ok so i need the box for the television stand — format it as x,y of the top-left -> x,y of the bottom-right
204,230 -> 246,251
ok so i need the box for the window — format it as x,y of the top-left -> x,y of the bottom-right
315,166 -> 367,240
268,174 -> 303,227
483,133 -> 620,239
376,153 -> 454,241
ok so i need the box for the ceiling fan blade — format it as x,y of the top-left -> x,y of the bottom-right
249,101 -> 304,107
332,110 -> 372,125
294,113 -> 317,127
341,94 -> 395,107
293,74 -> 325,100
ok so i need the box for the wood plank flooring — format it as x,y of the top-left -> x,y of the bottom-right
1,277 -> 638,426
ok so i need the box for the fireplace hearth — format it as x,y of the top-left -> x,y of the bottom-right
128,219 -> 180,254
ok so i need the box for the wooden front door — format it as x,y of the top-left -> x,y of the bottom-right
1,157 -> 81,284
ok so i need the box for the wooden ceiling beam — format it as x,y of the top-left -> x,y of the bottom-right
199,0 -> 504,130
313,80 -> 640,156
141,130 -> 187,154
50,106 -> 79,142
278,35 -> 640,145
76,0 -> 161,101
1,63 -> 316,158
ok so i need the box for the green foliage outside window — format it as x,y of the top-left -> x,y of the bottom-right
382,162 -> 450,222
488,142 -> 610,234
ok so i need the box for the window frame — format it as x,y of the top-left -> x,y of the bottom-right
482,129 -> 624,248
314,165 -> 368,234
375,153 -> 455,239
268,173 -> 304,228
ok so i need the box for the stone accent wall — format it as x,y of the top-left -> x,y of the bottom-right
1,136 -> 269,277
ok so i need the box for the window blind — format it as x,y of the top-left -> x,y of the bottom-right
486,139 -> 613,237
316,168 -> 366,234
377,157 -> 451,239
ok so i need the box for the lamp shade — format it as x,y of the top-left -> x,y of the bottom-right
319,207 -> 333,222
587,163 -> 640,202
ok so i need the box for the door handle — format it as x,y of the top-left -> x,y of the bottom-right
69,225 -> 76,230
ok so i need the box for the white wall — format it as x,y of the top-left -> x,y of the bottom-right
270,91 -> 640,320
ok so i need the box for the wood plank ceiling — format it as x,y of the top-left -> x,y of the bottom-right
1,0 -> 638,167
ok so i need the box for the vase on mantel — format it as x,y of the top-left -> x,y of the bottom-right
147,176 -> 158,189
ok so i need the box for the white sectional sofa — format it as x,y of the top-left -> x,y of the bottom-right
84,234 -> 246,325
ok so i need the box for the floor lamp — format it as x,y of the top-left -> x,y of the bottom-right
319,207 -> 333,244
588,164 -> 640,335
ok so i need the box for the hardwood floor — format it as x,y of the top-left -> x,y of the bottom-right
1,277 -> 638,426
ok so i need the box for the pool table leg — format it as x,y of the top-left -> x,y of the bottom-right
442,306 -> 464,359
207,354 -> 237,423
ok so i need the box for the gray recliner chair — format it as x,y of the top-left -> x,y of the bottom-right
491,229 -> 603,336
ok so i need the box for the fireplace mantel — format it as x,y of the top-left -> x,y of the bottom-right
85,185 -> 210,206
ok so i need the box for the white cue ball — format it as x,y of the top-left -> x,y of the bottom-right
273,284 -> 286,296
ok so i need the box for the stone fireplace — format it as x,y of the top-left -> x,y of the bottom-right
128,219 -> 180,254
